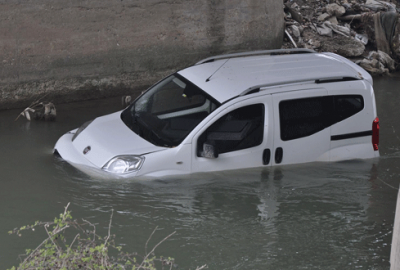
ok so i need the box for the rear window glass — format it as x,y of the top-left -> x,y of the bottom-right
334,95 -> 364,123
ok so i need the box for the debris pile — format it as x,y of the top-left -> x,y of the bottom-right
283,0 -> 400,75
16,101 -> 56,121
122,95 -> 134,108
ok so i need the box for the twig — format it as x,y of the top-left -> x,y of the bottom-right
30,92 -> 50,107
44,223 -> 61,252
145,226 -> 158,255
63,202 -> 70,216
21,224 -> 70,265
103,209 -> 114,249
82,218 -> 97,241
285,29 -> 297,48
15,107 -> 35,121
61,233 -> 80,268
378,177 -> 399,190
138,231 -> 176,270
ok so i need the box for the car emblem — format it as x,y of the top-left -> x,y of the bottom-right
83,146 -> 91,155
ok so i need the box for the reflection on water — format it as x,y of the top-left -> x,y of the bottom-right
0,78 -> 399,269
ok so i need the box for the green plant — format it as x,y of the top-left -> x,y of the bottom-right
7,203 -> 207,270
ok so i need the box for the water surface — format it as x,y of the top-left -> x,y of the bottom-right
0,76 -> 399,269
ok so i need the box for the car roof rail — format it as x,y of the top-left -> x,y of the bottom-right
195,49 -> 316,65
238,76 -> 361,98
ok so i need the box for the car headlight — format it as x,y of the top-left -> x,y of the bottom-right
72,120 -> 94,142
102,155 -> 145,174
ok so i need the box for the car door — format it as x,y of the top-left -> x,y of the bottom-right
271,89 -> 331,166
191,95 -> 274,173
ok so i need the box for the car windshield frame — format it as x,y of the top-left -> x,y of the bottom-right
121,73 -> 220,147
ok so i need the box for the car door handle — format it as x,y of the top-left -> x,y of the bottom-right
263,149 -> 271,165
275,147 -> 283,164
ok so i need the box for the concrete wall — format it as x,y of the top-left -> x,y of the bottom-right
0,0 -> 284,109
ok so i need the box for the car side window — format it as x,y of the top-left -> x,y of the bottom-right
279,95 -> 364,141
334,95 -> 364,123
197,104 -> 264,156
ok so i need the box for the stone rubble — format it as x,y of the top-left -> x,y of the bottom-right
282,0 -> 400,75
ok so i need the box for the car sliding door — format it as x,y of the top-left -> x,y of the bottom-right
272,89 -> 331,166
191,96 -> 274,173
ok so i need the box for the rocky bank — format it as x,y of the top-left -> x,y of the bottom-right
283,0 -> 400,75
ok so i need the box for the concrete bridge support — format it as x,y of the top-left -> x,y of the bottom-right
0,0 -> 283,109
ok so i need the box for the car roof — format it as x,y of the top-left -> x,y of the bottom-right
178,50 -> 368,104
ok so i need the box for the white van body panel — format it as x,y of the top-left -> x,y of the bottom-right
53,49 -> 380,178
271,88 -> 331,165
71,112 -> 165,168
191,95 -> 274,173
322,52 -> 373,86
137,144 -> 192,177
179,53 -> 362,104
324,80 -> 379,160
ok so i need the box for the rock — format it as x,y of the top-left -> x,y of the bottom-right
290,25 -> 301,38
328,16 -> 338,25
298,25 -> 304,35
316,24 -> 333,37
319,35 -> 365,57
284,3 -> 303,23
355,33 -> 368,45
297,37 -> 305,47
324,21 -> 351,37
308,39 -> 321,48
343,3 -> 352,10
359,58 -> 388,74
336,40 -> 365,57
367,51 -> 380,60
318,13 -> 330,21
369,50 -> 396,71
326,3 -> 346,17
291,3 -> 300,10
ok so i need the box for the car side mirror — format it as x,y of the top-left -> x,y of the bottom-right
201,142 -> 219,159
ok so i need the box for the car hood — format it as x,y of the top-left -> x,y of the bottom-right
72,111 -> 166,168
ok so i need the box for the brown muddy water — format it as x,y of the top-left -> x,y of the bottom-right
0,76 -> 399,269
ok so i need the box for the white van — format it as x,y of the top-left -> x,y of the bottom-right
54,49 -> 380,178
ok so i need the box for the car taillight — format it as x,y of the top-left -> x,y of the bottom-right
372,117 -> 379,151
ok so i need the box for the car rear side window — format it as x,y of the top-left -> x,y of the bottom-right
334,95 -> 364,123
279,95 -> 364,141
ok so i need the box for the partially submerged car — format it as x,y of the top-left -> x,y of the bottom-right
54,49 -> 380,178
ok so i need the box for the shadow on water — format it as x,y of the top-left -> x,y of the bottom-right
1,77 -> 399,269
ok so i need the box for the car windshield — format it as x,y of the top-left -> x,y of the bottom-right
121,74 -> 220,147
